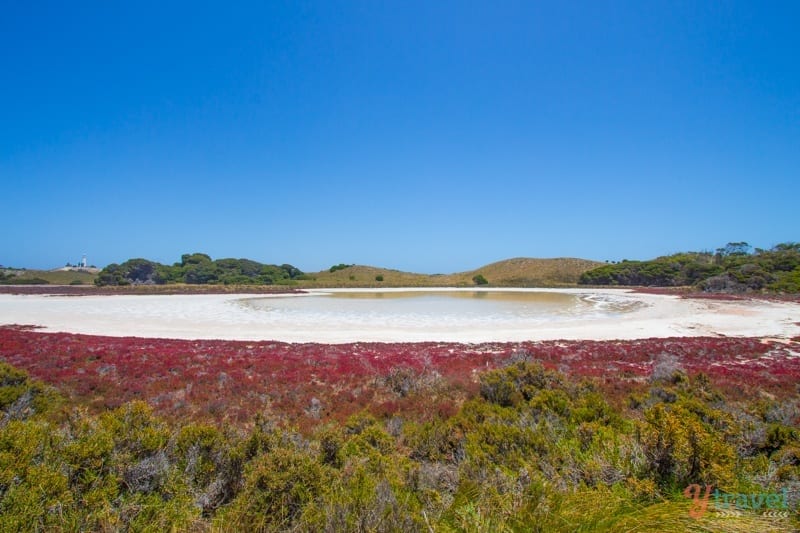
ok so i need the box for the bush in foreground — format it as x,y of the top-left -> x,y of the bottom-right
1,358 -> 798,531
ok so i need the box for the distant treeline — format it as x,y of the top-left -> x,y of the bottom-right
579,242 -> 800,293
95,253 -> 304,286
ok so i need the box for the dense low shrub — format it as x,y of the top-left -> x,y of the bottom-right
580,242 -> 800,293
2,335 -> 800,530
472,274 -> 488,285
329,263 -> 353,273
95,253 -> 304,286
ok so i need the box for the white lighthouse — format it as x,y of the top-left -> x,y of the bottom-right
81,255 -> 87,269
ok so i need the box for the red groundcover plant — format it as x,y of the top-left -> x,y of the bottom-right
1,325 -> 798,428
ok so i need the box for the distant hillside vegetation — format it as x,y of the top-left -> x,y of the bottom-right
1,268 -> 97,286
579,242 -> 800,293
95,253 -> 304,286
459,257 -> 604,287
88,255 -> 602,289
301,258 -> 602,288
0,270 -> 49,285
298,265 -> 435,287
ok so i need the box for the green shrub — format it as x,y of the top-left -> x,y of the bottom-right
96,254 -> 304,286
0,363 -> 60,419
217,448 -> 332,531
472,274 -> 488,285
1,356 -> 797,530
580,242 -> 800,293
638,402 -> 736,489
329,263 -> 353,273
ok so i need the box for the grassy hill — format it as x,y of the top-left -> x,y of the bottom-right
299,265 -> 435,287
0,269 -> 97,285
300,257 -> 603,288
452,257 -> 604,287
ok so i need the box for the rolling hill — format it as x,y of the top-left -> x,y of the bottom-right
453,257 -> 605,287
3,257 -> 603,289
301,257 -> 603,288
0,268 -> 97,285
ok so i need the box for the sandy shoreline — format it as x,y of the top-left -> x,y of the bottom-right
0,288 -> 798,343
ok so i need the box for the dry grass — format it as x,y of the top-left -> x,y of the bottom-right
545,488 -> 798,532
3,269 -> 97,285
448,257 -> 604,287
299,257 -> 603,288
298,265 -> 437,288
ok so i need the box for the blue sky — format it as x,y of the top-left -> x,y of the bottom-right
1,1 -> 798,273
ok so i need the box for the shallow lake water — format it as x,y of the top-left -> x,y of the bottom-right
238,289 -> 644,331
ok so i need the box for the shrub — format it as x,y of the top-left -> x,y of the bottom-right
0,363 -> 60,421
2,334 -> 800,530
479,362 -> 560,407
96,254 -> 303,286
580,242 -> 800,293
217,448 -> 332,531
472,274 -> 488,286
638,402 -> 736,489
329,263 -> 352,273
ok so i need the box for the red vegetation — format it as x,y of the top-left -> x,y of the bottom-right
1,325 -> 798,429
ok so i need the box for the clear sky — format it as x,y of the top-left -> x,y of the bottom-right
1,2 -> 798,273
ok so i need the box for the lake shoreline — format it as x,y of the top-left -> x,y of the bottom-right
1,287 -> 799,343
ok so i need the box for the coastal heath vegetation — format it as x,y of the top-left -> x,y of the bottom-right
95,253 -> 304,287
1,329 -> 799,531
580,242 -> 800,293
91,256 -> 603,289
